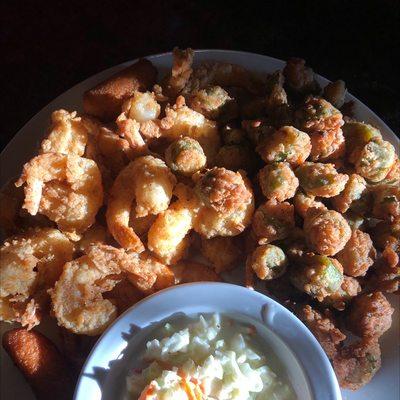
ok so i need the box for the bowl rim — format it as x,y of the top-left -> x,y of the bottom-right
74,282 -> 342,400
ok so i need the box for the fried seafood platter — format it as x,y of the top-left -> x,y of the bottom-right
1,49 -> 399,399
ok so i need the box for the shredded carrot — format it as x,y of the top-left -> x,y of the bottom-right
138,382 -> 156,400
181,379 -> 203,400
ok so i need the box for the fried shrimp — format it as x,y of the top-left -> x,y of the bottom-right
200,236 -> 242,273
304,208 -> 351,256
15,153 -> 103,240
354,138 -> 396,182
163,47 -> 194,98
104,278 -> 144,313
86,126 -> 135,177
182,61 -> 262,95
75,224 -> 108,254
193,168 -> 254,238
50,244 -> 131,335
161,98 -> 221,163
283,58 -> 320,95
252,199 -> 295,244
296,162 -> 348,197
331,174 -> 367,213
122,91 -> 161,123
346,292 -> 394,339
0,228 -> 73,329
125,252 -> 175,294
333,338 -> 381,390
264,70 -> 290,122
106,155 -> 176,252
296,305 -> 346,359
131,156 -> 177,217
323,80 -> 347,109
246,244 -> 288,280
40,110 -> 94,156
258,162 -> 299,201
165,137 -> 207,176
256,125 -> 311,166
336,229 -> 375,277
147,201 -> 194,265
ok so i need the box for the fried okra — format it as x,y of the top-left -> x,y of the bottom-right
220,125 -> 248,145
333,338 -> 381,390
346,292 -> 394,339
187,85 -> 238,120
304,208 -> 351,256
354,138 -> 396,182
336,229 -> 376,277
322,276 -> 361,310
296,162 -> 348,197
200,236 -> 242,273
331,173 -> 367,213
370,218 -> 400,251
296,304 -> 346,359
296,96 -> 345,161
256,126 -> 311,166
215,144 -> 255,172
290,255 -> 344,301
372,184 -> 400,221
252,199 -> 295,244
246,244 -> 288,280
165,137 -> 207,176
342,121 -> 382,163
193,168 -> 254,238
366,246 -> 400,293
343,211 -> 366,231
258,162 -> 299,201
293,190 -> 327,219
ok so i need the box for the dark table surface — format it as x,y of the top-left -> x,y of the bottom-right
1,0 -> 399,152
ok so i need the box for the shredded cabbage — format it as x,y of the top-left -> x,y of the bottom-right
126,314 -> 294,399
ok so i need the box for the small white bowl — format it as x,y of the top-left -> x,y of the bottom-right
74,282 -> 342,400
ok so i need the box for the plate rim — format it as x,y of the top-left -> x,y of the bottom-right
1,48 -> 398,164
1,49 -> 398,400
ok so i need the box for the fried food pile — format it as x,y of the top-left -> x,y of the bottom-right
1,49 -> 399,395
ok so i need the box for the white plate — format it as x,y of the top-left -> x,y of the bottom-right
74,283 -> 341,400
0,50 -> 399,400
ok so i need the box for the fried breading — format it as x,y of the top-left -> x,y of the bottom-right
296,304 -> 346,359
83,58 -> 157,121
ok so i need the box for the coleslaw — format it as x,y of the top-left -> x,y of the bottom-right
126,313 -> 295,399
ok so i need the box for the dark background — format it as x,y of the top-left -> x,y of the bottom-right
1,0 -> 399,151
